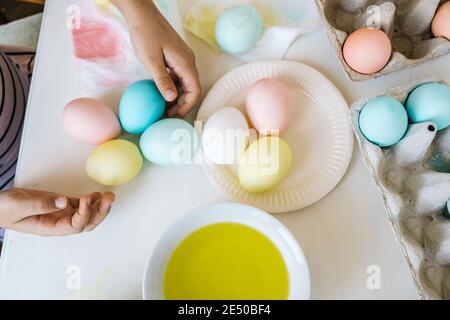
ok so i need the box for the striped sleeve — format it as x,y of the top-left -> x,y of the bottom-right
0,51 -> 32,191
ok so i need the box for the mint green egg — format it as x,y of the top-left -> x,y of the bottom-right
119,80 -> 166,134
215,4 -> 263,55
406,82 -> 450,131
139,119 -> 198,166
359,96 -> 408,147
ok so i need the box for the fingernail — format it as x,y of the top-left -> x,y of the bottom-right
165,90 -> 177,101
55,197 -> 67,209
105,192 -> 115,201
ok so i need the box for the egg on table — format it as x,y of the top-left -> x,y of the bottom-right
119,80 -> 166,134
343,27 -> 392,74
215,4 -> 263,55
202,107 -> 249,165
432,1 -> 450,41
239,136 -> 292,193
246,78 -> 293,135
62,98 -> 121,145
140,118 -> 198,166
406,82 -> 450,131
86,139 -> 143,186
359,96 -> 408,147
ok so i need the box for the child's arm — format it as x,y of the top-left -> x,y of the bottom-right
0,189 -> 115,236
111,0 -> 201,117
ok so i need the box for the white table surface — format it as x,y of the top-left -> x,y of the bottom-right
1,0 -> 449,300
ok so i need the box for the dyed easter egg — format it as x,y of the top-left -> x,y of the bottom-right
343,28 -> 392,74
140,119 -> 198,166
432,1 -> 450,40
215,4 -> 263,55
359,96 -> 408,147
246,78 -> 293,134
239,137 -> 292,193
62,98 -> 121,145
119,80 -> 166,134
202,107 -> 249,164
406,82 -> 450,131
86,139 -> 143,186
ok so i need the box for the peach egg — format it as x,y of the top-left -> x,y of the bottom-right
63,98 -> 121,145
246,78 -> 293,135
432,1 -> 450,41
343,28 -> 392,74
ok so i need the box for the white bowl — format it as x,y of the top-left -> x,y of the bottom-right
142,202 -> 310,300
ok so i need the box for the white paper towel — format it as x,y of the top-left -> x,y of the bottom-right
184,0 -> 322,61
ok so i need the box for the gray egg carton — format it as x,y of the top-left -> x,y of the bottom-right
315,0 -> 450,81
351,79 -> 450,300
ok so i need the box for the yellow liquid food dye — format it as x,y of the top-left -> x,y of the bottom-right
164,223 -> 289,300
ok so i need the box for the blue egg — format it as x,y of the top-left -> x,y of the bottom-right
406,82 -> 450,131
140,119 -> 198,166
119,80 -> 166,134
359,96 -> 408,147
215,4 -> 263,55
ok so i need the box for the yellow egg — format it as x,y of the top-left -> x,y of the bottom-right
239,137 -> 292,193
86,139 -> 143,186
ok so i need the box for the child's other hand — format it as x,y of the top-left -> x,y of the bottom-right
113,0 -> 201,117
0,189 -> 115,236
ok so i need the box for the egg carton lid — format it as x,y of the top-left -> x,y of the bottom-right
315,0 -> 450,81
350,78 -> 450,299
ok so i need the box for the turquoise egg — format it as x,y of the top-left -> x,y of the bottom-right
406,82 -> 450,131
119,80 -> 165,134
215,4 -> 263,55
359,96 -> 408,147
139,119 -> 198,166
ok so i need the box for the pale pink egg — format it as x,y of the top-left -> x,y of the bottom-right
63,98 -> 121,145
343,28 -> 392,74
246,78 -> 293,134
432,1 -> 450,41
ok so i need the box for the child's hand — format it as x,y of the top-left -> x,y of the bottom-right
112,0 -> 201,117
0,189 -> 115,236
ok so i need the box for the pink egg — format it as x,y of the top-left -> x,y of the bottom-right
343,28 -> 392,74
432,1 -> 450,41
62,98 -> 121,145
246,78 -> 293,134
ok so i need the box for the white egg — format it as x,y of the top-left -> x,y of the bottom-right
202,107 -> 249,165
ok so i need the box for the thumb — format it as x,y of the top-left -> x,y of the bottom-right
24,194 -> 68,215
148,56 -> 178,102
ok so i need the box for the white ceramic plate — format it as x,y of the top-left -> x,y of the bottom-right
142,203 -> 310,300
197,60 -> 354,213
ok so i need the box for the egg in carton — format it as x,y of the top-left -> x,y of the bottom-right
315,0 -> 450,81
350,79 -> 450,299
